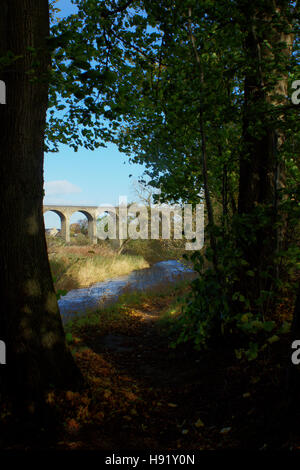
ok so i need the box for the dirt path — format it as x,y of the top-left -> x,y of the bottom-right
0,261 -> 298,455
51,296 -> 293,451
2,290 -> 292,451
75,314 -> 224,449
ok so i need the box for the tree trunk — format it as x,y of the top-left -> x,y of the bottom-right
237,0 -> 294,301
0,0 -> 82,419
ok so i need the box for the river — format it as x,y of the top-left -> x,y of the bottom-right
58,259 -> 196,324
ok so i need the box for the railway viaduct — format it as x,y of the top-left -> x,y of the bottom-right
43,205 -> 118,244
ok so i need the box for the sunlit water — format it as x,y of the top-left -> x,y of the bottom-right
58,260 -> 196,324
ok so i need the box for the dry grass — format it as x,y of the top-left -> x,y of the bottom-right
47,237 -> 149,291
46,235 -> 192,292
47,237 -> 116,258
56,254 -> 149,290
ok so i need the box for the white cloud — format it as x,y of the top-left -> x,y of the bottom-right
44,180 -> 82,196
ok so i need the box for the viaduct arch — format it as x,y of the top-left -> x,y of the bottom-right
43,205 -> 118,244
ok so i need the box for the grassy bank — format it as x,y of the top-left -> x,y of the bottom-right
47,234 -> 189,292
47,236 -> 149,291
64,278 -> 191,336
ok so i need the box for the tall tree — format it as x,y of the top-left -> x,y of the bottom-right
0,0 -> 82,420
237,0 -> 296,301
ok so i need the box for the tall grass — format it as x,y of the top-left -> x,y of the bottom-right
122,238 -> 187,263
66,254 -> 149,288
49,251 -> 149,291
46,235 -> 190,292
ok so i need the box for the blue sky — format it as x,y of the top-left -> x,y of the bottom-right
44,0 -> 145,227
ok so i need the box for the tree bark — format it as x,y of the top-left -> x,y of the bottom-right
0,0 -> 82,419
237,0 -> 294,300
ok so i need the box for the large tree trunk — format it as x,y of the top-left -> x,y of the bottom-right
0,0 -> 82,420
237,0 -> 294,302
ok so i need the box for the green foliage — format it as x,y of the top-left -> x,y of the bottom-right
169,211 -> 297,352
45,1 -> 299,358
65,332 -> 74,344
56,288 -> 68,300
169,254 -> 230,349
